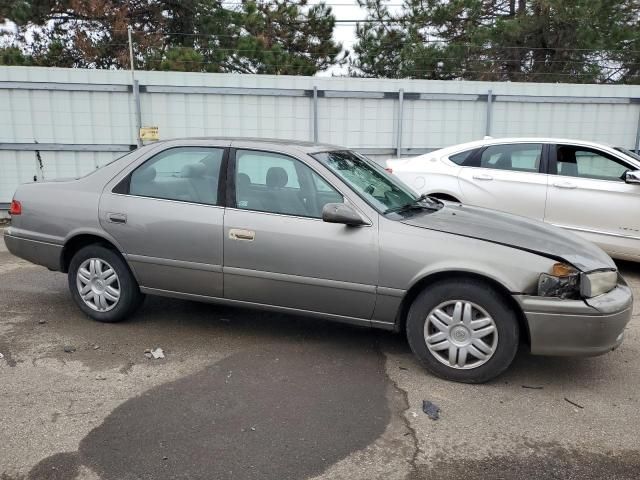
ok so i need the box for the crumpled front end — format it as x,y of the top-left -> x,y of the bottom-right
515,277 -> 633,356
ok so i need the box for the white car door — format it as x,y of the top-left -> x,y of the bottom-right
457,143 -> 549,220
544,144 -> 640,260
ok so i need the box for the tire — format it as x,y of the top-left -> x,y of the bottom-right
406,279 -> 519,383
68,244 -> 144,323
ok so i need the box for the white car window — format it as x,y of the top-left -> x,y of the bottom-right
479,144 -> 542,172
556,145 -> 630,182
449,149 -> 477,165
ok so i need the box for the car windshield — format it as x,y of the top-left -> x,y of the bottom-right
312,150 -> 437,214
614,146 -> 640,162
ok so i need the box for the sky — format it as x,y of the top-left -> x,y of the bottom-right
320,0 -> 406,76
316,0 -> 367,75
325,0 -> 367,51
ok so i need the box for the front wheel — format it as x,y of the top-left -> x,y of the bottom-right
68,244 -> 144,323
406,279 -> 519,383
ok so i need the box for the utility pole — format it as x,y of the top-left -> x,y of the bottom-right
127,26 -> 135,85
128,26 -> 142,148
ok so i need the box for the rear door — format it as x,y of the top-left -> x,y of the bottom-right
223,147 -> 378,320
457,143 -> 549,220
100,144 -> 227,297
544,144 -> 640,258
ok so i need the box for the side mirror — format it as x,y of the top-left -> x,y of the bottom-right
625,170 -> 640,185
322,203 -> 366,226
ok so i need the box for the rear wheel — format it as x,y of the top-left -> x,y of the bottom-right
406,279 -> 519,383
68,244 -> 143,323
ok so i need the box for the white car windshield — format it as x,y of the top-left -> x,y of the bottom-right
614,146 -> 640,163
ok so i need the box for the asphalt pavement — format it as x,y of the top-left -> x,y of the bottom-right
1,233 -> 639,480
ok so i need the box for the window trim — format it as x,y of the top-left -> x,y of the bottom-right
228,147 -> 346,220
112,146 -> 229,207
549,144 -> 633,181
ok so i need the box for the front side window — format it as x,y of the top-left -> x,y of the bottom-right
480,144 -> 542,172
128,147 -> 223,205
556,145 -> 630,181
312,150 -> 418,213
235,150 -> 342,218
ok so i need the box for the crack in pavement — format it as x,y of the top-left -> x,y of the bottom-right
388,374 -> 420,480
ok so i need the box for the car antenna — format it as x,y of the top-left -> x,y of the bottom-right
34,139 -> 45,182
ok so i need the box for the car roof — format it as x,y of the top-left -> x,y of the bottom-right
157,136 -> 344,154
429,137 -> 621,156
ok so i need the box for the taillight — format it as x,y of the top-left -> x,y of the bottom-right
9,199 -> 22,215
385,167 -> 393,174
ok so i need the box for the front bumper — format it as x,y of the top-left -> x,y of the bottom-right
514,280 -> 633,356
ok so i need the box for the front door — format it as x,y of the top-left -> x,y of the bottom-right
457,143 -> 549,220
223,148 -> 378,320
544,144 -> 640,259
100,146 -> 227,297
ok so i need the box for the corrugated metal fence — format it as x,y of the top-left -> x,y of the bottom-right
2,66 -> 640,206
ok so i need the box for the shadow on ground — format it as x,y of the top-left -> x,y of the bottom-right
27,322 -> 392,480
413,441 -> 640,480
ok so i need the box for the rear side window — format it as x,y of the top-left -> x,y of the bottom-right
480,144 -> 542,172
127,147 -> 223,205
449,149 -> 477,165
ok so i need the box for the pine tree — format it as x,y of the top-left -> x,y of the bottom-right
351,0 -> 640,84
0,0 -> 344,75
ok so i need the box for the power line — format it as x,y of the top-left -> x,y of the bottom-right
5,27 -> 640,56
120,30 -> 640,54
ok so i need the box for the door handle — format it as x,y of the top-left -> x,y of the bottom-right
107,213 -> 127,224
472,174 -> 493,180
553,182 -> 577,189
229,228 -> 255,241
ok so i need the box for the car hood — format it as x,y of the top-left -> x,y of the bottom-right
401,203 -> 615,272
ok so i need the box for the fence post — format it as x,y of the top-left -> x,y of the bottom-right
635,106 -> 640,153
396,88 -> 404,158
134,80 -> 142,147
485,89 -> 493,137
313,86 -> 319,143
128,26 -> 142,148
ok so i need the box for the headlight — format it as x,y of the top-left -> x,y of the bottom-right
538,263 -> 580,299
538,263 -> 618,299
581,270 -> 617,298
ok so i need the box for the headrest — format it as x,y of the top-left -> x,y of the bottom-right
136,166 -> 156,182
236,172 -> 251,189
266,167 -> 288,188
558,148 -> 576,164
181,163 -> 207,178
200,154 -> 221,175
494,153 -> 512,169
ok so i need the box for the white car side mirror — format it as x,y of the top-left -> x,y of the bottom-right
625,170 -> 640,185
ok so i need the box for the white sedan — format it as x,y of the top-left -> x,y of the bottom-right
386,137 -> 640,262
